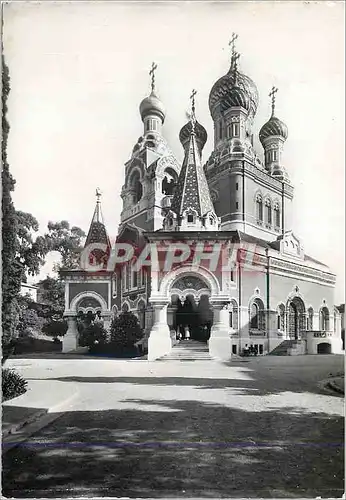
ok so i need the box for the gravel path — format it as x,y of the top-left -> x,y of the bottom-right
3,354 -> 344,498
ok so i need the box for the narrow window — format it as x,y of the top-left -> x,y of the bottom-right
132,270 -> 138,288
259,345 -> 263,355
187,214 -> 194,223
231,270 -> 234,282
219,121 -> 223,139
256,196 -> 263,222
232,345 -> 237,355
236,202 -> 239,210
266,203 -> 272,225
232,123 -> 239,137
229,311 -> 233,328
236,183 -> 239,191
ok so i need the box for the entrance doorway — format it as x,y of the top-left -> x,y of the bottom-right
287,296 -> 305,340
171,294 -> 213,343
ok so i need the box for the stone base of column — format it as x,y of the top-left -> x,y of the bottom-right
62,332 -> 78,353
148,325 -> 172,361
209,335 -> 232,361
62,314 -> 78,353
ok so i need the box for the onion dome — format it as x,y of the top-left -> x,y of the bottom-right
179,119 -> 207,152
221,83 -> 250,112
259,86 -> 288,145
139,91 -> 166,122
259,116 -> 288,144
209,67 -> 259,120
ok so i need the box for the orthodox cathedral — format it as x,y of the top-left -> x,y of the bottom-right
60,37 -> 343,360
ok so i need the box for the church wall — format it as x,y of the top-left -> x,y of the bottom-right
269,273 -> 335,312
240,266 -> 267,306
69,283 -> 109,306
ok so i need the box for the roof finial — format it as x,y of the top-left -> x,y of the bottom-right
149,62 -> 157,93
189,89 -> 197,133
269,86 -> 278,116
96,187 -> 102,203
229,32 -> 238,64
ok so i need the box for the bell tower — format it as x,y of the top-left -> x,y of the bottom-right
119,63 -> 180,232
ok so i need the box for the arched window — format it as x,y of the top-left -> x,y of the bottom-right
274,203 -> 280,228
250,298 -> 265,330
256,194 -> 263,223
307,307 -> 314,330
277,304 -> 285,331
130,170 -> 142,204
265,199 -> 272,225
122,303 -> 129,313
320,306 -> 330,331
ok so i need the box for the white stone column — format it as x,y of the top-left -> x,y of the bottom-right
148,302 -> 171,361
238,305 -> 250,338
62,313 -> 79,353
209,302 -> 232,361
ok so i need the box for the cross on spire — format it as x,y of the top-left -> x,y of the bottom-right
269,86 -> 278,116
190,89 -> 197,117
96,187 -> 102,203
149,62 -> 157,92
229,32 -> 238,59
232,51 -> 240,74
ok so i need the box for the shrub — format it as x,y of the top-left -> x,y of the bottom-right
42,318 -> 68,339
2,368 -> 28,401
110,312 -> 143,351
79,322 -> 108,349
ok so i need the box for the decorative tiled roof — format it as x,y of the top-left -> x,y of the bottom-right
85,191 -> 111,266
171,124 -> 215,218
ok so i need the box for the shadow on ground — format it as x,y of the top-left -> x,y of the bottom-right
2,397 -> 344,498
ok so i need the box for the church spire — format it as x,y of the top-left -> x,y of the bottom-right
166,117 -> 219,231
85,188 -> 111,249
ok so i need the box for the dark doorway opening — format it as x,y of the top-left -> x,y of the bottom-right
173,295 -> 213,343
317,342 -> 332,354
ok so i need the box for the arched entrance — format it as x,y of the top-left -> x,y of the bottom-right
287,296 -> 305,340
168,275 -> 213,343
317,342 -> 331,354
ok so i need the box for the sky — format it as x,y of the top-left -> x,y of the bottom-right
3,1 -> 345,303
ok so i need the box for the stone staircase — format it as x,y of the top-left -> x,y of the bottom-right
269,339 -> 306,356
159,340 -> 211,361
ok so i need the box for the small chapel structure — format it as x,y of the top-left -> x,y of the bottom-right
60,36 -> 343,360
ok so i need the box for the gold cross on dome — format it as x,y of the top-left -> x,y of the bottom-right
229,32 -> 238,57
149,62 -> 157,92
269,86 -> 278,115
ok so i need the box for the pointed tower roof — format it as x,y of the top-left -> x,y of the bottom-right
85,188 -> 111,249
171,121 -> 215,218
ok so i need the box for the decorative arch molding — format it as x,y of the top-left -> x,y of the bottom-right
137,299 -> 146,310
286,287 -> 307,308
254,189 -> 263,202
121,301 -> 130,313
319,298 -> 331,311
70,291 -> 108,313
158,265 -> 220,298
112,305 -> 118,317
248,292 -> 266,308
126,165 -> 144,189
